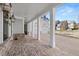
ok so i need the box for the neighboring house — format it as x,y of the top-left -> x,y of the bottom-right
68,21 -> 75,30
74,23 -> 79,30
56,23 -> 61,30
55,20 -> 61,30
55,20 -> 79,31
77,23 -> 79,29
68,21 -> 79,30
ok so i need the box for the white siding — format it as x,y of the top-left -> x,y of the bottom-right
13,18 -> 24,34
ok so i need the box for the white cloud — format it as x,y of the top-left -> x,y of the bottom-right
60,6 -> 74,16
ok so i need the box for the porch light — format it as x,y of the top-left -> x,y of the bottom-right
2,3 -> 11,12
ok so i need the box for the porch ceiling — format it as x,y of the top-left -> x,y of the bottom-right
12,3 -> 60,22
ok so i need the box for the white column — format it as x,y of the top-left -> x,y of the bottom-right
27,23 -> 29,35
11,22 -> 13,35
49,7 -> 55,48
37,17 -> 40,40
0,7 -> 3,44
28,22 -> 32,36
32,21 -> 35,38
23,18 -> 24,33
29,23 -> 31,36
8,19 -> 11,37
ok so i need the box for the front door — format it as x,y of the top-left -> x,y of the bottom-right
3,10 -> 9,41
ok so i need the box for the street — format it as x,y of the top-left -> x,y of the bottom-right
56,35 -> 79,55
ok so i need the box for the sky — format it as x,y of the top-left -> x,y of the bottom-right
55,3 -> 79,23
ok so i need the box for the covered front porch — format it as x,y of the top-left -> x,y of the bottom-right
0,3 -> 79,56
0,3 -> 60,48
0,3 -> 61,56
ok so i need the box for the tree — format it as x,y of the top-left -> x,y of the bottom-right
60,20 -> 68,31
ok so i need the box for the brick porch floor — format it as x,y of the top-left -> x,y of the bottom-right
0,35 -> 68,56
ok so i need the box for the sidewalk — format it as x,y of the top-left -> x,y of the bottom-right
55,30 -> 79,39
